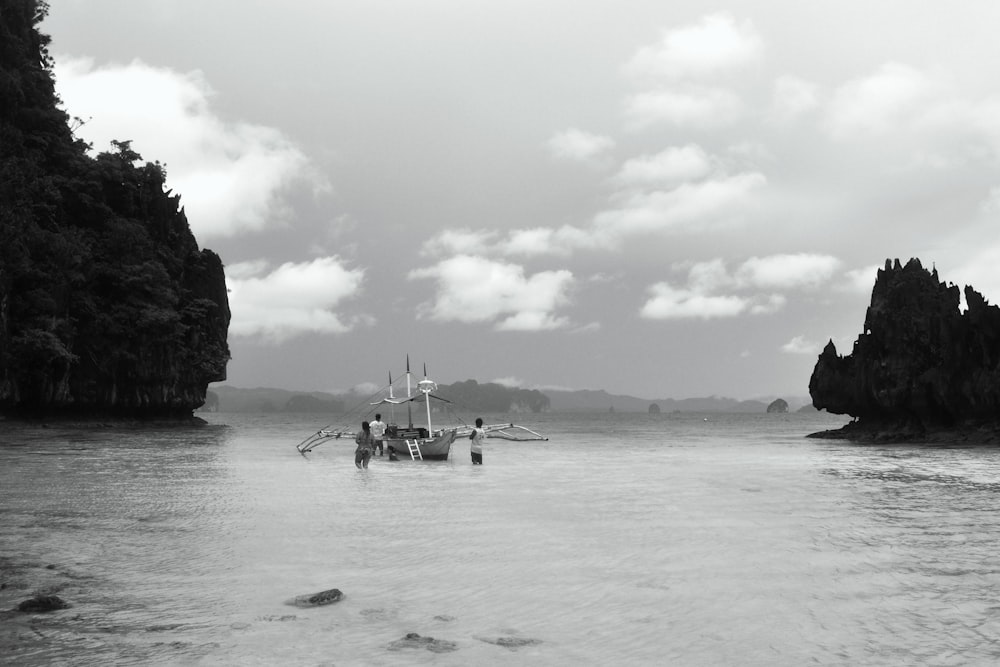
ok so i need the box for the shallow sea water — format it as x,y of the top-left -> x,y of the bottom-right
2,411 -> 1000,665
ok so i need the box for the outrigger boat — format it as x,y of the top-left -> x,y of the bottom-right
296,359 -> 548,460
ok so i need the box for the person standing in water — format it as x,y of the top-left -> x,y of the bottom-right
469,417 -> 485,465
355,421 -> 374,469
370,413 -> 386,456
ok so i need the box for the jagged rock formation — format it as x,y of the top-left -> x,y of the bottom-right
809,258 -> 1000,441
766,398 -> 788,413
0,1 -> 230,419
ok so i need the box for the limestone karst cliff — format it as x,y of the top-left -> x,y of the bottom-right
0,0 -> 230,418
809,258 -> 1000,440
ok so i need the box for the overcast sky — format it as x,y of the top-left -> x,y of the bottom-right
43,1 -> 1000,400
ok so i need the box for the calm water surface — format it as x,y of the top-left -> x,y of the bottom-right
2,411 -> 1000,665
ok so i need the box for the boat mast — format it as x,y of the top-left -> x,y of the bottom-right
417,363 -> 437,435
406,355 -> 413,428
388,371 -> 395,425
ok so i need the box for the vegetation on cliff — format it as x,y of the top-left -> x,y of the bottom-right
809,258 -> 1000,441
0,0 -> 230,418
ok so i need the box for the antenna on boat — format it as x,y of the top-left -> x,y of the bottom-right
388,371 -> 395,425
406,354 -> 413,428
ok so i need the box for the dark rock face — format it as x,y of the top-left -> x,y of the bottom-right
0,2 -> 229,419
766,399 -> 788,413
809,258 -> 1000,439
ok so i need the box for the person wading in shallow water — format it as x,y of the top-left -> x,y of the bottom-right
370,413 -> 386,456
355,421 -> 374,469
469,417 -> 485,465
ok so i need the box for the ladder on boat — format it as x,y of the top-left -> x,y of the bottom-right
405,439 -> 423,461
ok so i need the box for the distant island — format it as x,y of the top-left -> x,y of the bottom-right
203,382 -> 809,415
0,3 -> 230,420
809,258 -> 1000,443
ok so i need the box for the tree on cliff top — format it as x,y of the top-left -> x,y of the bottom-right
0,0 -> 231,417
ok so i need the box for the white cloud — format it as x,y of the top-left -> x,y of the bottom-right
501,227 -> 563,257
350,382 -> 381,396
781,335 -> 821,355
641,254 -> 844,321
227,257 -> 366,342
571,321 -> 602,334
422,228 -> 499,257
951,243 -> 1000,307
409,255 -> 574,331
685,258 -> 733,293
980,186 -> 1000,213
593,171 -> 767,240
771,75 -> 822,120
843,265 -> 881,293
613,145 -> 712,188
826,62 -> 947,137
546,128 -> 615,162
750,293 -> 787,314
624,86 -> 743,128
640,283 -> 748,319
54,57 -> 312,239
625,12 -> 763,81
735,254 -> 842,290
491,376 -> 524,388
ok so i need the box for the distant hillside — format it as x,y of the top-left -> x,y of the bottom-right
205,379 -> 549,414
544,389 -> 771,413
204,386 -> 344,413
205,383 -> 807,414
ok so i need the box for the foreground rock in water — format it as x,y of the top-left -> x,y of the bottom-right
17,595 -> 68,613
386,633 -> 459,653
809,258 -> 1000,442
288,588 -> 343,607
475,635 -> 544,651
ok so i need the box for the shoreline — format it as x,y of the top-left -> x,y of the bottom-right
0,414 -> 210,428
808,419 -> 1000,445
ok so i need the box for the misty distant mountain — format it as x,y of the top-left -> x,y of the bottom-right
205,384 -> 808,414
543,389 -> 772,413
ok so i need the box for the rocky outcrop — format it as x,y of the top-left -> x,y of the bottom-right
809,258 -> 1000,441
0,2 -> 229,419
766,398 -> 788,413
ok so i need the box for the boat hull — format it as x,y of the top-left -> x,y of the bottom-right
384,429 -> 456,461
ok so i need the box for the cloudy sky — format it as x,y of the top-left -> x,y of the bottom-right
43,1 -> 1000,400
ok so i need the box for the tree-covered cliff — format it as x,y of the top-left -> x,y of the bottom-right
0,0 -> 230,418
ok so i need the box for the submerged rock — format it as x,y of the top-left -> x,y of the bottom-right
475,635 -> 544,651
809,258 -> 1000,441
17,594 -> 68,613
386,632 -> 458,653
287,588 -> 343,607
